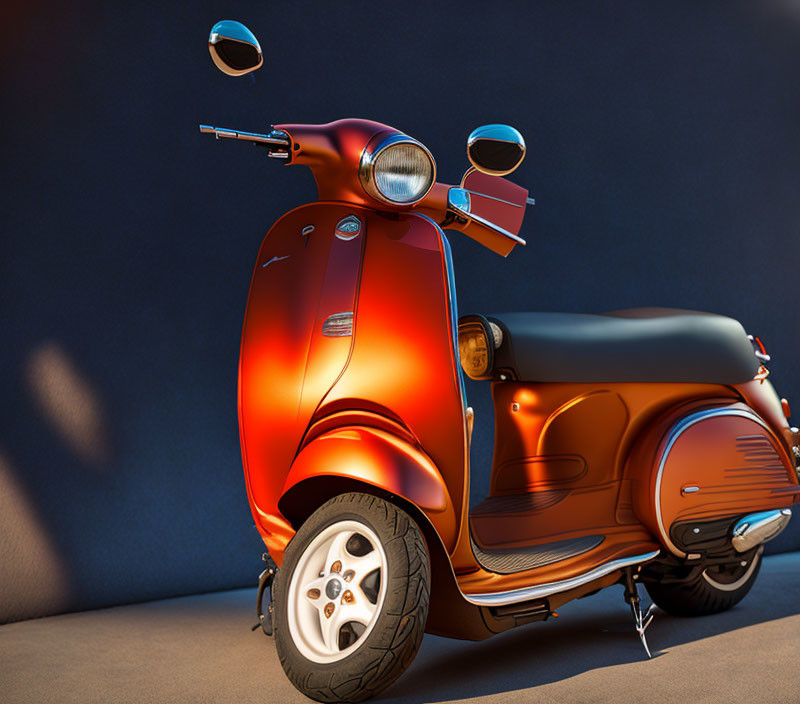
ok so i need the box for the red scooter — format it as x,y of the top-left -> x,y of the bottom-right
202,21 -> 799,703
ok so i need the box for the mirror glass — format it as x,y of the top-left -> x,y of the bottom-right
467,124 -> 526,176
208,20 -> 263,76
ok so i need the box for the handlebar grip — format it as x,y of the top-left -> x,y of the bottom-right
199,124 -> 291,159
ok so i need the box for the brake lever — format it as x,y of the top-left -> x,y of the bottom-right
199,125 -> 291,159
447,187 -> 527,246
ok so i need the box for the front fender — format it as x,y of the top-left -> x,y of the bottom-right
280,426 -> 458,551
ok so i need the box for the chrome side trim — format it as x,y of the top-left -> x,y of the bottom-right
654,407 -> 771,557
464,190 -> 523,208
412,214 -> 468,411
321,312 -> 353,337
262,254 -> 290,268
461,550 -> 661,607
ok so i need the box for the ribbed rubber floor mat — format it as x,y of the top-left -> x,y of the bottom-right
471,489 -> 569,517
471,534 -> 605,574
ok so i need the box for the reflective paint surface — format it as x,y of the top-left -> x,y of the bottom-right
234,119 -> 799,638
238,203 -> 365,561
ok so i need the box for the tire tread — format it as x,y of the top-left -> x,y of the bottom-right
274,493 -> 430,703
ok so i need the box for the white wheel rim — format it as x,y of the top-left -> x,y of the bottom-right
287,519 -> 388,663
702,550 -> 760,592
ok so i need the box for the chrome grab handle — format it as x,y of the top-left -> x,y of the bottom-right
199,124 -> 291,159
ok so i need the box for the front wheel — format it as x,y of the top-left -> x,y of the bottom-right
645,547 -> 762,617
273,493 -> 430,703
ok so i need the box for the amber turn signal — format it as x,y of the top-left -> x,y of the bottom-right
458,315 -> 496,380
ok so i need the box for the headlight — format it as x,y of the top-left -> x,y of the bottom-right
359,134 -> 436,205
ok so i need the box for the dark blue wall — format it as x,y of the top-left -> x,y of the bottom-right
2,1 -> 799,622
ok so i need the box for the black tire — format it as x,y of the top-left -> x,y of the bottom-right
645,547 -> 762,617
273,493 -> 430,703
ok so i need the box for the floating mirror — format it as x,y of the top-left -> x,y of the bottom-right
466,124 -> 526,176
208,20 -> 263,76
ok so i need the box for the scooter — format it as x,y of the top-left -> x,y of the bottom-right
202,21 -> 800,703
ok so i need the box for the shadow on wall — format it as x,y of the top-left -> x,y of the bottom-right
1,341 -> 110,624
0,448 -> 71,622
26,342 -> 112,471
0,324 -> 264,625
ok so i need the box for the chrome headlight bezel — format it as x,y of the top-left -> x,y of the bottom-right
358,134 -> 436,206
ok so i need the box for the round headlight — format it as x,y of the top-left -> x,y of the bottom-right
359,134 -> 436,205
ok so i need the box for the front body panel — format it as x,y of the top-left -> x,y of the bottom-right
317,213 -> 469,555
239,206 -> 468,564
238,203 -> 365,559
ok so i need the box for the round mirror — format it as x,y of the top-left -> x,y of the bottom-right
466,124 -> 526,176
208,20 -> 263,76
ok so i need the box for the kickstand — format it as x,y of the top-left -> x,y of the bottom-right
623,567 -> 656,659
252,554 -> 277,636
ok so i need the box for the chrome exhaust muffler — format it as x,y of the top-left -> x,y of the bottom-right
732,509 -> 792,553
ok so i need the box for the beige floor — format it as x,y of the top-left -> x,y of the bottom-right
1,553 -> 799,704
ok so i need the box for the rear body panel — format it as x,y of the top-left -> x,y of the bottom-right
631,400 -> 799,556
458,380 -> 798,599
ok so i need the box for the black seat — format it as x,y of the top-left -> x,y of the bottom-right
487,308 -> 760,383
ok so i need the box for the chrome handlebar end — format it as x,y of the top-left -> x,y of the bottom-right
199,124 -> 291,159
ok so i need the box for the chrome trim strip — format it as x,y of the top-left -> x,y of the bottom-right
654,407 -> 771,557
464,190 -> 523,208
461,550 -> 661,606
412,213 -> 468,412
321,312 -> 354,337
262,254 -> 290,268
465,211 -> 527,246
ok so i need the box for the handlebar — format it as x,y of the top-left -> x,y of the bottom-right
199,124 -> 291,159
199,119 -> 532,257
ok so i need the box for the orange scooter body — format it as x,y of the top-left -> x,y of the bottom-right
462,381 -> 798,595
238,196 -> 468,566
235,118 -> 799,642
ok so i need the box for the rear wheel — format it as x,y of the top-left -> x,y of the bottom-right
273,493 -> 430,703
645,547 -> 762,617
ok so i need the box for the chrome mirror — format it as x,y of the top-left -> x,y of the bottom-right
208,20 -> 263,76
466,124 -> 526,176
